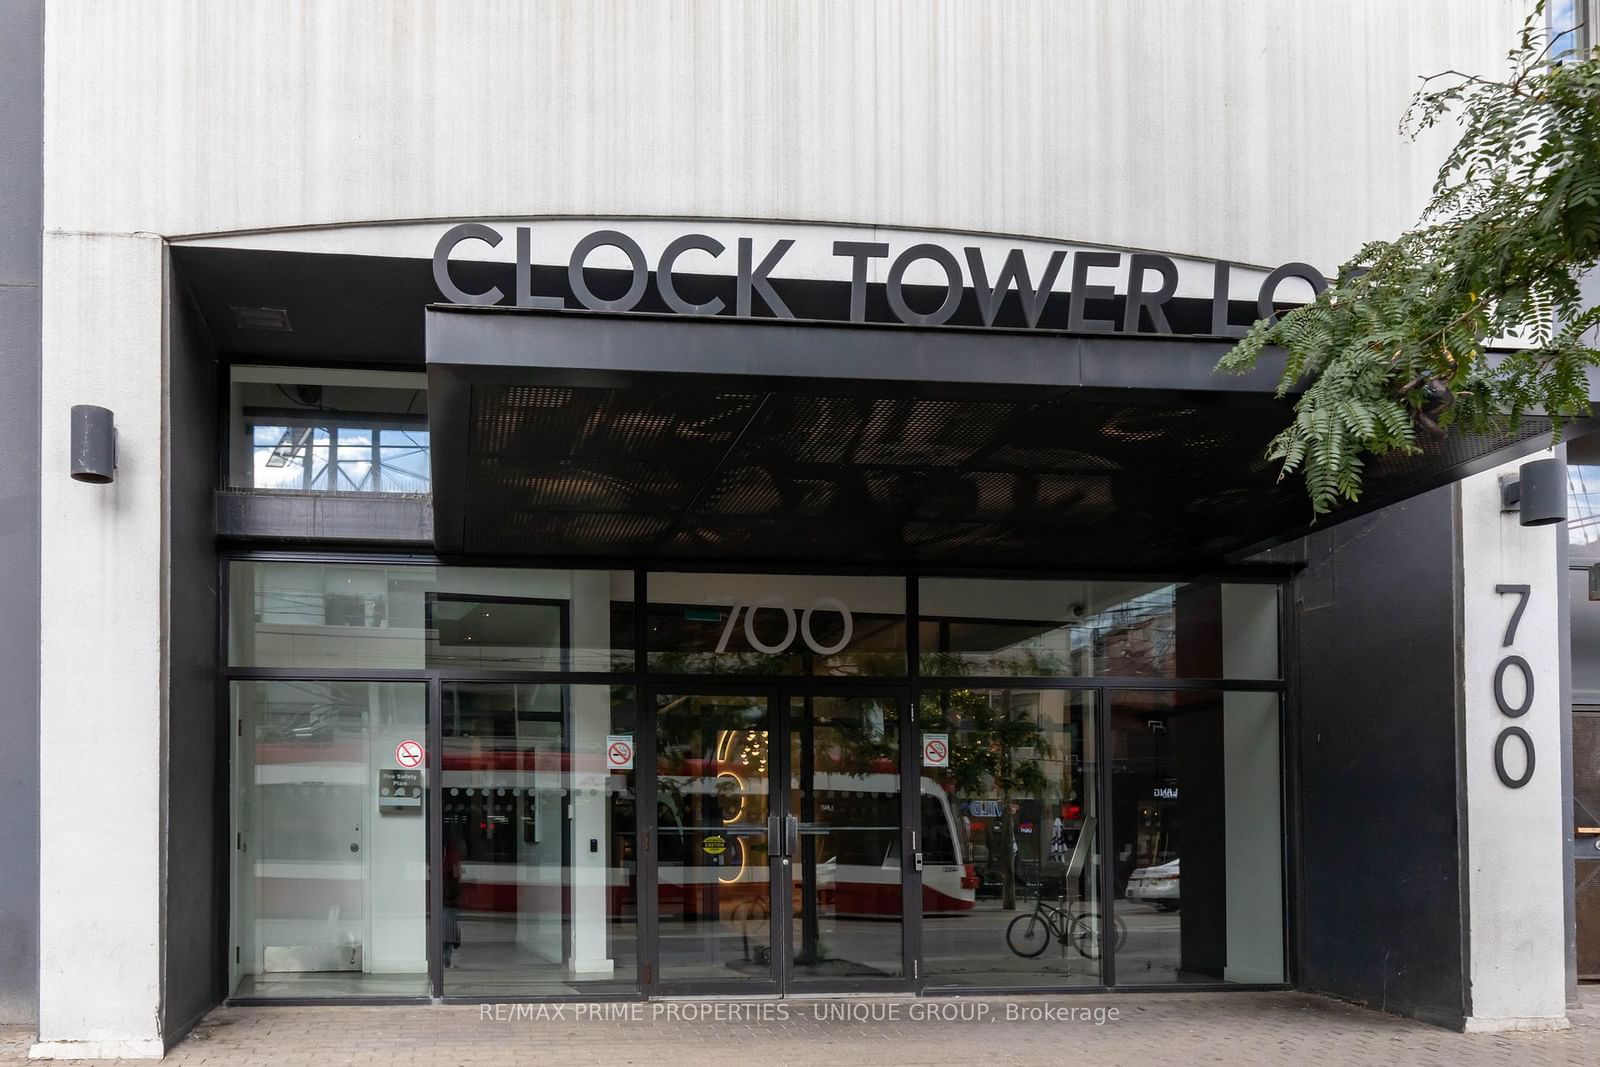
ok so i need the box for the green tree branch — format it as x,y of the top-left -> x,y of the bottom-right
1220,3 -> 1600,514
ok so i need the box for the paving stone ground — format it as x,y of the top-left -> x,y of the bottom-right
1,987 -> 1597,1066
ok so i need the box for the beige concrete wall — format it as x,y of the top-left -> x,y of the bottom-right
46,1 -> 1527,268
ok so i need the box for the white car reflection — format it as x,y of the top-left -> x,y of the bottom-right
1125,858 -> 1180,911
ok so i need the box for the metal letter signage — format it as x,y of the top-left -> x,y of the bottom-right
1492,584 -> 1536,789
432,224 -> 1329,336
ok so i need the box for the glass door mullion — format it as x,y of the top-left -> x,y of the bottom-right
772,688 -> 796,990
902,688 -> 921,989
426,676 -> 444,998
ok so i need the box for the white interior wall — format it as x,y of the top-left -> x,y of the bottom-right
366,685 -> 428,974
570,572 -> 617,974
1221,584 -> 1284,983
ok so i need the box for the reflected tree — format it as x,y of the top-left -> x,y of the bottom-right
920,690 -> 1050,911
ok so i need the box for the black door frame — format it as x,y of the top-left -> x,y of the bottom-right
641,681 -> 919,997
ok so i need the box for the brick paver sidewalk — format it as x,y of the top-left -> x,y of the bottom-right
1,988 -> 1596,1065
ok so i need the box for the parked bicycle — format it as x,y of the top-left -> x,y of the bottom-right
1005,877 -> 1126,960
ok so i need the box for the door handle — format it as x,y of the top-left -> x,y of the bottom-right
785,815 -> 799,857
768,815 -> 781,854
1577,827 -> 1600,836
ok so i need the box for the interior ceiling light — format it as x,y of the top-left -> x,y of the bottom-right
231,305 -> 293,331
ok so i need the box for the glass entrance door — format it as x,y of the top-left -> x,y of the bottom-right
652,690 -> 781,992
785,691 -> 909,988
649,687 -> 913,994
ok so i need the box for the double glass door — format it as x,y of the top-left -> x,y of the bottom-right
651,686 -> 914,993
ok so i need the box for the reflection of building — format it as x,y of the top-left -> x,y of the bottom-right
0,1 -> 1585,1056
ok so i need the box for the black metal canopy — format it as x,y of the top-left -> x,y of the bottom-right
425,306 -> 1569,570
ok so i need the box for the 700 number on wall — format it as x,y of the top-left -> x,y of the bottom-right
1492,584 -> 1535,789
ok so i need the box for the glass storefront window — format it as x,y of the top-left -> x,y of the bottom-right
646,573 -> 906,676
440,684 -> 637,994
1108,689 -> 1284,985
919,578 -> 1279,680
228,562 -> 633,672
918,688 -> 1100,987
225,563 -> 1290,997
231,680 -> 430,998
228,366 -> 430,494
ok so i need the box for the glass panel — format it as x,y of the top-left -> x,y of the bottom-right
918,688 -> 1100,987
229,366 -> 429,494
230,681 -> 429,998
229,561 -> 633,672
1571,569 -> 1600,703
1568,436 -> 1600,554
788,693 -> 903,981
655,692 -> 775,983
647,573 -> 906,676
1575,712 -> 1600,978
440,684 -> 637,995
1109,690 -> 1284,985
919,578 -> 1280,680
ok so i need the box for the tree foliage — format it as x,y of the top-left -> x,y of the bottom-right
1219,6 -> 1600,514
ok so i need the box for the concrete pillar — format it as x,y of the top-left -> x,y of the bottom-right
33,232 -> 166,1058
1457,458 -> 1569,1031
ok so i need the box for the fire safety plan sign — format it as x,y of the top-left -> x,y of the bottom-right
379,768 -> 422,812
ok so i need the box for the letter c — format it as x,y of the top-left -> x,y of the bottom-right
658,234 -> 726,315
432,223 -> 505,305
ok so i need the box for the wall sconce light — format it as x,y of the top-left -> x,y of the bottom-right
70,405 -> 116,484
1499,456 -> 1566,527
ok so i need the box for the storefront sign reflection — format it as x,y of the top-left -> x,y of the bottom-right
713,596 -> 854,656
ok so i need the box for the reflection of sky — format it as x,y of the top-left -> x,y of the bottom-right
249,424 -> 430,492
1571,465 -> 1600,544
1552,0 -> 1580,58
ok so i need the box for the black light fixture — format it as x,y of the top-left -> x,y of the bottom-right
70,404 -> 115,484
1500,456 -> 1567,526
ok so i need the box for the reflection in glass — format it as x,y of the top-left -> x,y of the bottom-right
647,573 -> 906,676
919,688 -> 1100,987
919,578 -> 1279,680
231,680 -> 429,998
1109,690 -> 1283,985
229,561 -> 633,672
788,694 -> 903,981
655,693 -> 776,983
440,684 -> 637,995
1570,465 -> 1600,548
229,366 -> 430,494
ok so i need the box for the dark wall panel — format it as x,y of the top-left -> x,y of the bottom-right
1288,486 -> 1468,1026
0,0 -> 42,1026
162,275 -> 222,1043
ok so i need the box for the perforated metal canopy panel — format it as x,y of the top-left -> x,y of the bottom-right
426,307 -> 1582,569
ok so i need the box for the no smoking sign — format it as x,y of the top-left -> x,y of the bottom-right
605,734 -> 634,771
395,739 -> 424,768
923,733 -> 949,768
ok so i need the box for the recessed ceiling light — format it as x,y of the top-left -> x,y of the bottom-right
231,306 -> 293,332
